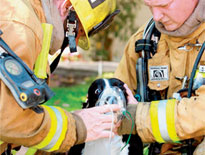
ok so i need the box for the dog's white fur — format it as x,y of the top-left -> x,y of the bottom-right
82,79 -> 129,155
83,136 -> 129,155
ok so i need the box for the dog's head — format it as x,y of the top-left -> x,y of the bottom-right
83,78 -> 127,109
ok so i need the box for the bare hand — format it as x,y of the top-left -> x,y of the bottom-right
74,104 -> 121,142
124,84 -> 138,105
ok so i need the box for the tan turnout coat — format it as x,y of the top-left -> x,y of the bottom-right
0,0 -> 86,153
115,21 -> 205,154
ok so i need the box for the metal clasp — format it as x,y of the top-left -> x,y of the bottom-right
178,43 -> 202,52
175,76 -> 188,89
66,21 -> 76,37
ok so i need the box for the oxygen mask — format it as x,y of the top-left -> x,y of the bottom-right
95,85 -> 127,121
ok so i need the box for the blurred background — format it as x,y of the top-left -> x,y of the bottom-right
45,0 -> 152,111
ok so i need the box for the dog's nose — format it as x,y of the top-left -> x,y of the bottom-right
96,96 -> 118,106
106,96 -> 118,105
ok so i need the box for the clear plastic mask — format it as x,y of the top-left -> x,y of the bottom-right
95,86 -> 126,114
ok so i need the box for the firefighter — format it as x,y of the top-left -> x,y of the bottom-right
0,0 -> 120,154
114,0 -> 205,154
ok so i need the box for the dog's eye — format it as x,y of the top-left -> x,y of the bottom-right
95,89 -> 101,95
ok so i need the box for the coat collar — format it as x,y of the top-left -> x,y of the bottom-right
155,0 -> 205,37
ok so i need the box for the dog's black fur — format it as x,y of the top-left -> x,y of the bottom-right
68,78 -> 143,155
83,78 -> 128,108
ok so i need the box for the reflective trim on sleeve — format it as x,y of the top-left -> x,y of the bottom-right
166,100 -> 180,142
0,141 -> 3,145
158,100 -> 172,142
150,101 -> 164,143
33,105 -> 58,149
33,105 -> 67,152
35,106 -> 67,152
41,106 -> 63,151
150,99 -> 180,143
47,107 -> 68,152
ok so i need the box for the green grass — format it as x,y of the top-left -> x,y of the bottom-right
45,82 -> 91,112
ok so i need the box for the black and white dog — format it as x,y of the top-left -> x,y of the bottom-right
68,78 -> 143,155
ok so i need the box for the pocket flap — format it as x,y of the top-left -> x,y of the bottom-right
148,55 -> 170,91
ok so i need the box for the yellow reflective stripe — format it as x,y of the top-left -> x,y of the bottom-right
194,69 -> 199,79
33,105 -> 57,149
47,107 -> 68,152
194,69 -> 205,78
166,99 -> 180,142
41,107 -> 63,151
150,101 -> 164,143
34,23 -> 53,79
0,141 -> 3,145
201,72 -> 205,78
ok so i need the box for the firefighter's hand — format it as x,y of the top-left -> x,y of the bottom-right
74,104 -> 120,142
124,84 -> 138,105
112,84 -> 138,135
114,104 -> 138,135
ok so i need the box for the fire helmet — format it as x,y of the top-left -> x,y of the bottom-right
70,0 -> 119,50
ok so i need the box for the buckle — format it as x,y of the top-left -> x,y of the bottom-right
178,43 -> 202,52
65,7 -> 78,52
66,21 -> 76,37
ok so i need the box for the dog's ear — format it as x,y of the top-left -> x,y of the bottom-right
87,79 -> 106,107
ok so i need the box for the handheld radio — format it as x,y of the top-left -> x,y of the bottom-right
0,30 -> 54,112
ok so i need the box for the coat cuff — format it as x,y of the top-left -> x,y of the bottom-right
72,113 -> 87,144
136,102 -> 155,142
117,104 -> 137,135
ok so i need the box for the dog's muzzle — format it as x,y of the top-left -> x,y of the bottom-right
96,86 -> 126,117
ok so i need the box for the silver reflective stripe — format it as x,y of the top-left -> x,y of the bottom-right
42,107 -> 63,150
158,100 -> 172,142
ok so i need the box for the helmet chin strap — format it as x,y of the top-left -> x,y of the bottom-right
50,6 -> 78,73
66,6 -> 78,53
